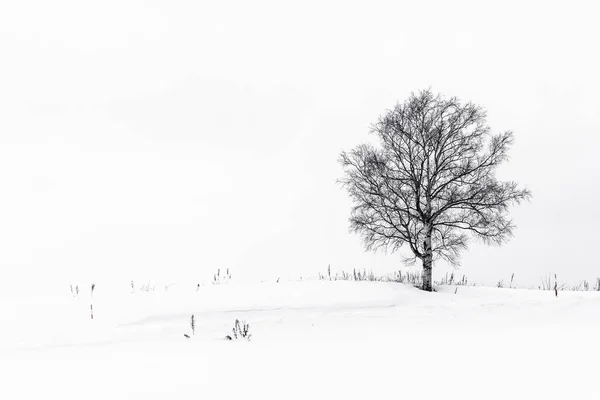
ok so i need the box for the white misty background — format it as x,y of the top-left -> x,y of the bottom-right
0,0 -> 599,292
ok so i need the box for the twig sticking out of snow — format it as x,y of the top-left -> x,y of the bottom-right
225,320 -> 252,341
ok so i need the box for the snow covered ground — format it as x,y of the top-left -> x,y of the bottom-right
2,280 -> 599,399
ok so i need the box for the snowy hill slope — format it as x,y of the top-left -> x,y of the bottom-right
2,281 -> 599,399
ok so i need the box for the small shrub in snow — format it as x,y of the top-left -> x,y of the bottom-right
318,266 -> 424,285
438,272 -> 469,287
190,314 -> 196,336
213,268 -> 232,285
317,267 -> 471,289
440,272 -> 454,285
225,319 -> 252,341
164,283 -> 175,291
570,281 -> 589,291
497,280 -> 504,288
139,282 -> 156,292
399,270 -> 424,285
539,274 -> 565,293
595,278 -> 600,291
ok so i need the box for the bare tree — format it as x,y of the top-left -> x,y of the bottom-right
339,89 -> 531,291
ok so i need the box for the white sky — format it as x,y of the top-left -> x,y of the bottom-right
1,0 -> 599,289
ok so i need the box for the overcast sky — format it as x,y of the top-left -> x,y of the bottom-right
1,0 -> 599,290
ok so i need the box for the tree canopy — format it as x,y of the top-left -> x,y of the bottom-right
339,89 -> 531,291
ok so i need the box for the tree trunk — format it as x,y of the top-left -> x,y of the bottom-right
422,257 -> 433,292
422,224 -> 433,292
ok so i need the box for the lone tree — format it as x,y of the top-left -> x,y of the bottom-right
339,90 -> 531,291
